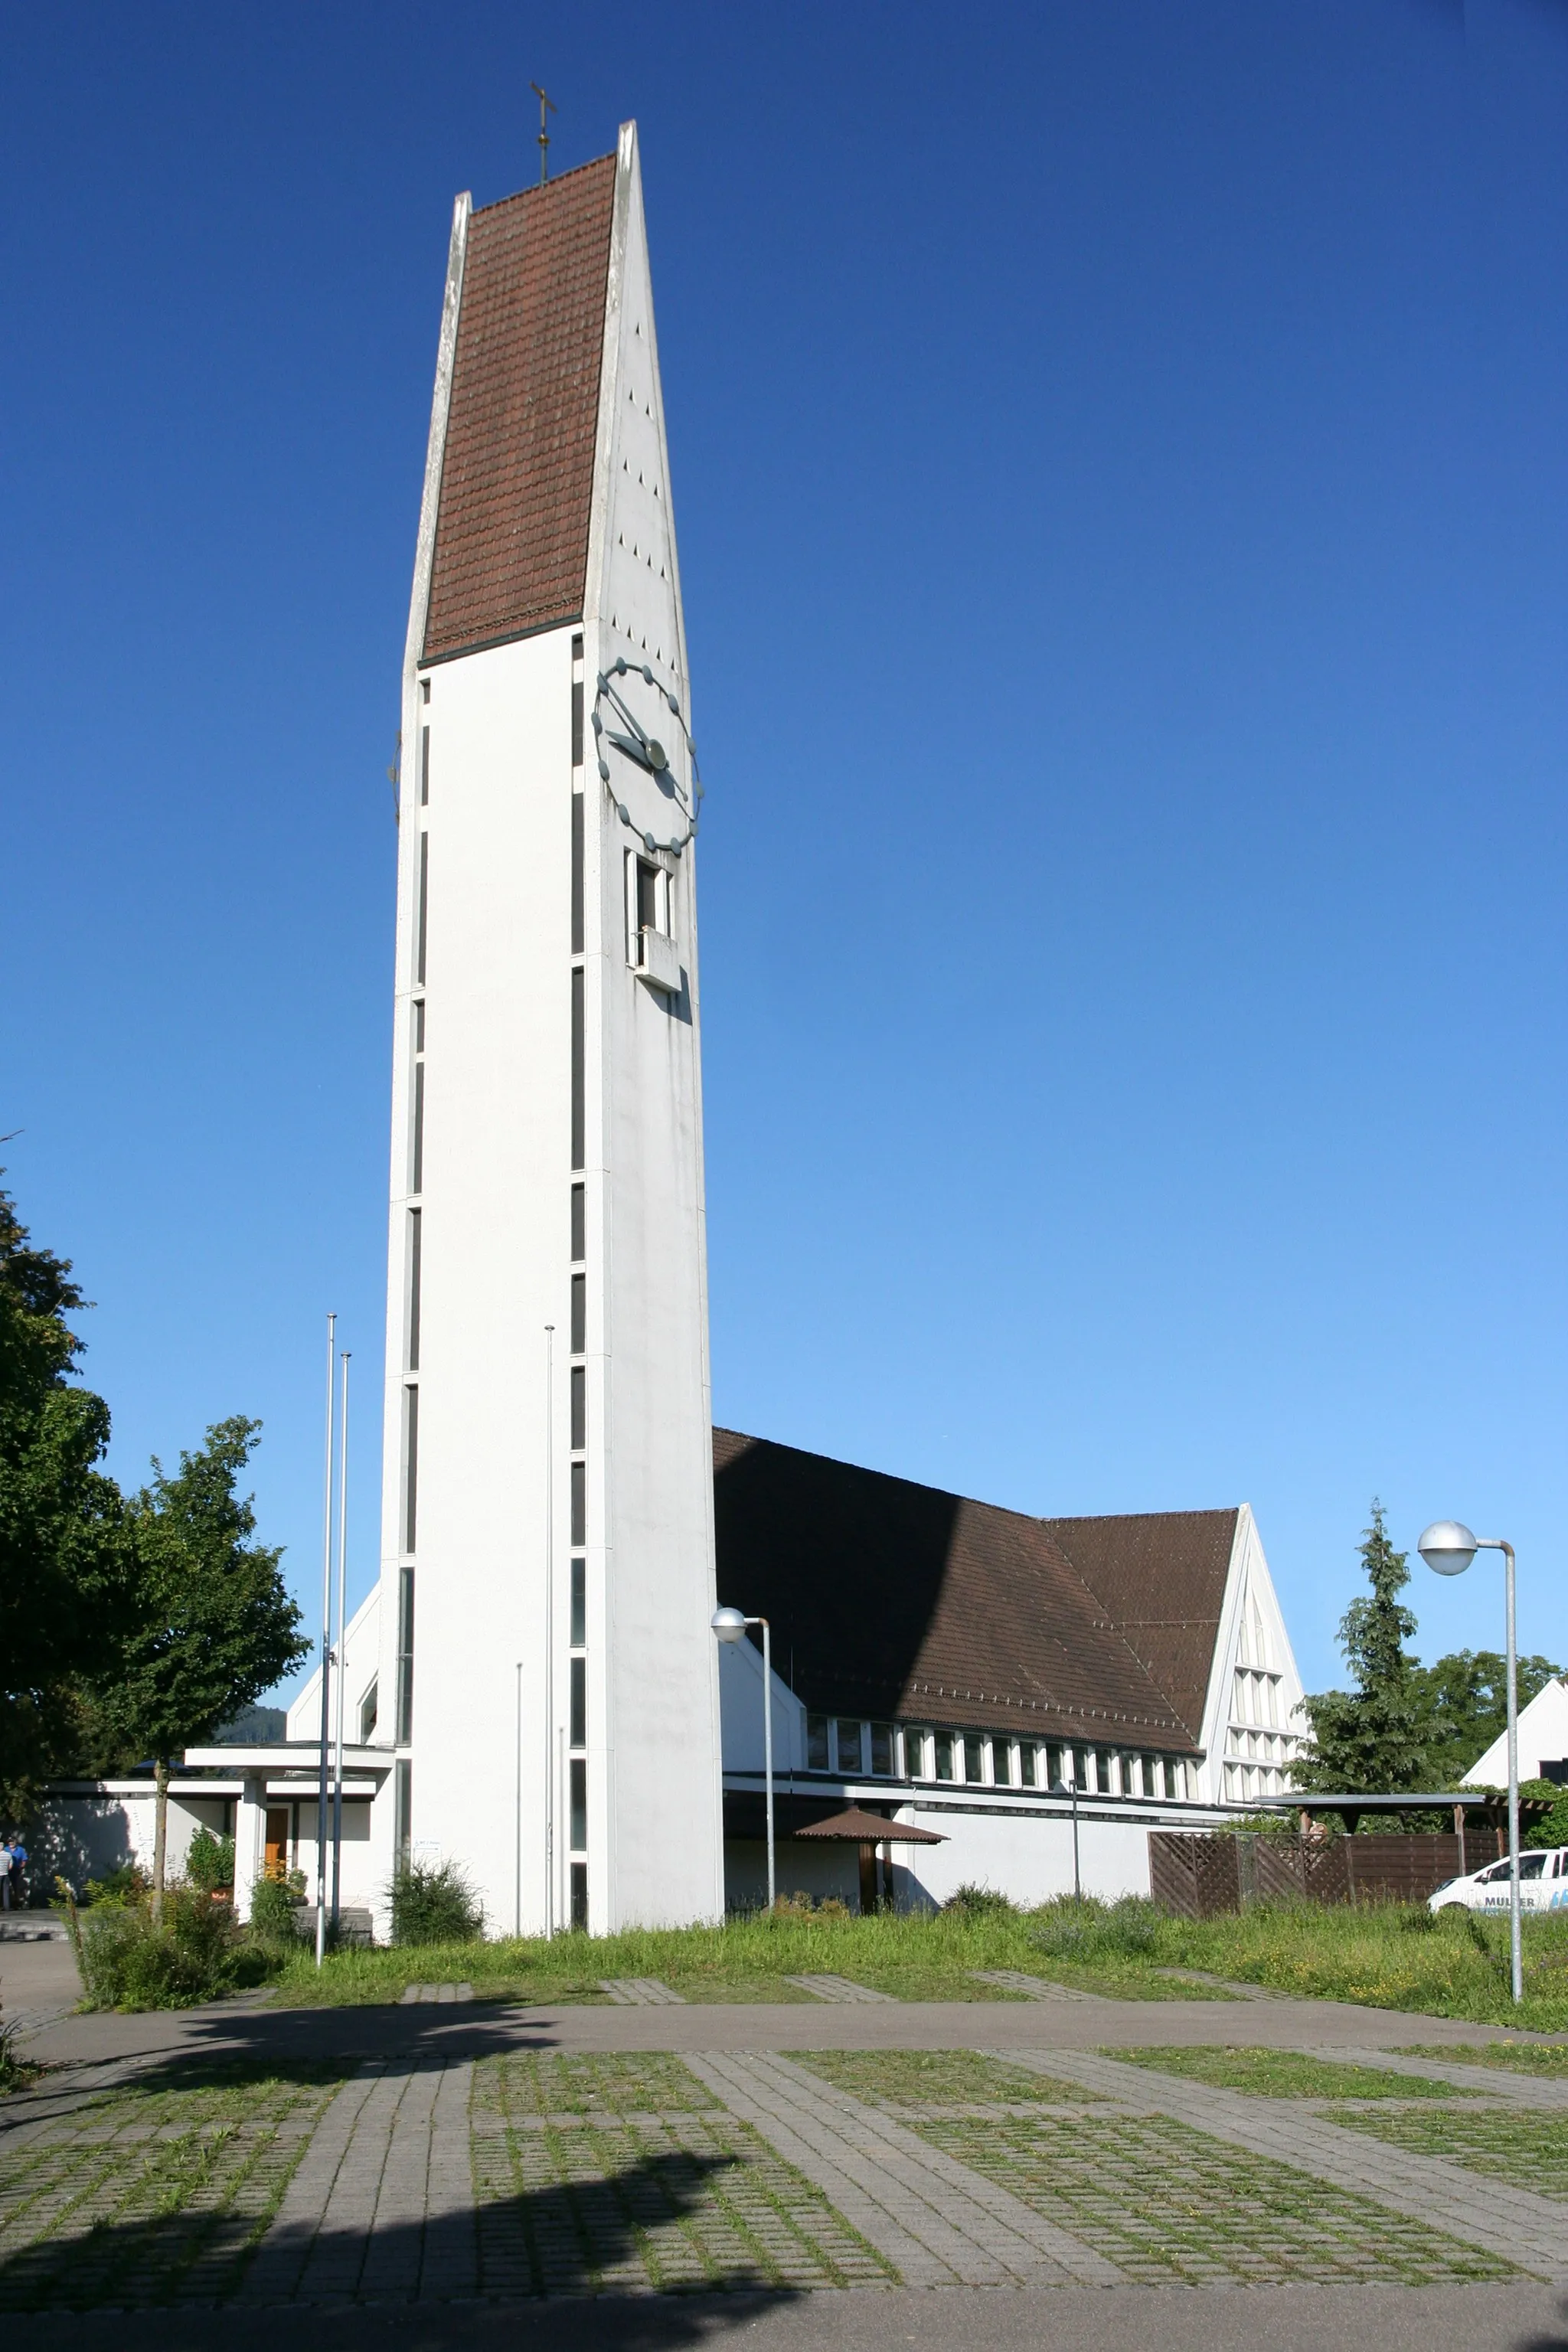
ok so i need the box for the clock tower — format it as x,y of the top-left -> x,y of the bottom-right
374,122 -> 724,1932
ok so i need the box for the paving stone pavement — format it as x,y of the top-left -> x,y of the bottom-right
599,1978 -> 686,2005
244,2056 -> 478,2301
969,1971 -> 1095,2002
784,1975 -> 898,2005
398,1984 -> 474,2005
685,2049 -> 1123,2287
1002,2047 -> 1568,2278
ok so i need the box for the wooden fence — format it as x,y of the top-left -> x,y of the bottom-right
1148,1828 -> 1505,1920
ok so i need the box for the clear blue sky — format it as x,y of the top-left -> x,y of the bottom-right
4,2 -> 1564,1709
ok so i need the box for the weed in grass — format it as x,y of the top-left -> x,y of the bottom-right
1101,2046 -> 1479,2100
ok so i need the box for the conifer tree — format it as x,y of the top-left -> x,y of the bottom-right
1295,1503 -> 1430,1793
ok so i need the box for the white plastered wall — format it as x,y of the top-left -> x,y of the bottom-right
1194,1507 -> 1308,1805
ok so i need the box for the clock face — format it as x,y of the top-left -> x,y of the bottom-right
593,659 -> 701,855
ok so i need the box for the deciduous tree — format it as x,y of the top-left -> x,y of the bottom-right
91,1417 -> 309,1911
0,1184 -> 132,1811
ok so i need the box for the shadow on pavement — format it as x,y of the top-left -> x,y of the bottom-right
0,2129 -> 800,2314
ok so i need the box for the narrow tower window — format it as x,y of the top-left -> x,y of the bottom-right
406,1208 -> 422,1370
570,1181 -> 585,1263
570,968 -> 584,1169
570,794 -> 584,955
420,725 -> 430,806
416,835 -> 430,985
401,1385 -> 419,1553
570,1556 -> 586,1648
396,1567 -> 415,1743
570,1364 -> 585,1451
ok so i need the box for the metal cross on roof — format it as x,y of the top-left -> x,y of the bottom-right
531,82 -> 557,184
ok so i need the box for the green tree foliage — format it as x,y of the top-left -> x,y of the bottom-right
0,1184 -> 134,1809
90,1417 -> 309,1906
1410,1649 -> 1563,1785
1295,1504 -> 1431,1794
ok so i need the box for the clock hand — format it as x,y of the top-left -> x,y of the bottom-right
605,728 -> 655,772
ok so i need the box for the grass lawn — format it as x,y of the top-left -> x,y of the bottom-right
267,1909 -> 1212,2009
1101,2045 -> 1481,2100
260,1898 -> 1568,2026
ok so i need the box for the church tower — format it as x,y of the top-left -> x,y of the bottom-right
374,123 -> 724,1932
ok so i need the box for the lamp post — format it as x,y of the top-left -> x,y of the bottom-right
1418,1521 -> 1522,2004
1050,1768 -> 1082,1900
713,1607 -> 774,1911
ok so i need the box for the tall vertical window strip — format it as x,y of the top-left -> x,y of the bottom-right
570,1364 -> 585,1450
570,794 -> 584,955
394,1758 -> 412,1861
570,1657 -> 586,1749
420,726 -> 430,805
407,1208 -> 422,1371
571,680 -> 584,769
411,1061 -> 425,1194
570,1557 -> 586,1646
396,1569 -> 415,1743
570,968 -> 584,1168
416,835 -> 430,985
570,1272 -> 586,1355
402,1385 -> 420,1553
570,1461 -> 586,1547
570,1859 -> 588,1929
570,1183 -> 585,1263
570,1759 -> 587,1852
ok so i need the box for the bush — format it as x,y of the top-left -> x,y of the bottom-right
185,1829 -> 235,1896
943,1883 -> 1017,1918
79,1886 -> 270,2010
1031,1893 -> 1163,1960
387,1860 -> 482,1946
248,1873 -> 305,1944
82,1863 -> 145,1907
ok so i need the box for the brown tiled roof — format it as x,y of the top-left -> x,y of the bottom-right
1043,1511 -> 1236,1749
422,155 -> 616,663
712,1430 -> 1236,1753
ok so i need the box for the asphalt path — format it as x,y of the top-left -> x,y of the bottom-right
30,2282 -> 1568,2352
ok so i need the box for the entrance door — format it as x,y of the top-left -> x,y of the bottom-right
263,1808 -> 290,1881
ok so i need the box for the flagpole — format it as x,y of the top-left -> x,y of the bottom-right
315,1312 -> 336,1968
331,1351 -> 350,1932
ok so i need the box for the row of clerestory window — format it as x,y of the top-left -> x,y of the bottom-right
804,1714 -> 1196,1802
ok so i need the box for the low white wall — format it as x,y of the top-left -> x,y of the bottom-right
724,1809 -> 1155,1916
33,1792 -> 231,1897
896,1809 -> 1152,1909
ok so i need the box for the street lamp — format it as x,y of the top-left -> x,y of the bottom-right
1050,1769 -> 1082,1901
712,1607 -> 774,1911
1418,1520 -> 1522,2004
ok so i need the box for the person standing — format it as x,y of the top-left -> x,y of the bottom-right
0,1838 -> 11,1911
5,1835 -> 26,1910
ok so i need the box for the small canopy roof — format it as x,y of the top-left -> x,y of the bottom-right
790,1805 -> 946,1845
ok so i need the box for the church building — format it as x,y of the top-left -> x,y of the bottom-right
41,126 -> 1309,1928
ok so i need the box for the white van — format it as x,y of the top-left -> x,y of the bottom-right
1428,1846 -> 1568,1915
